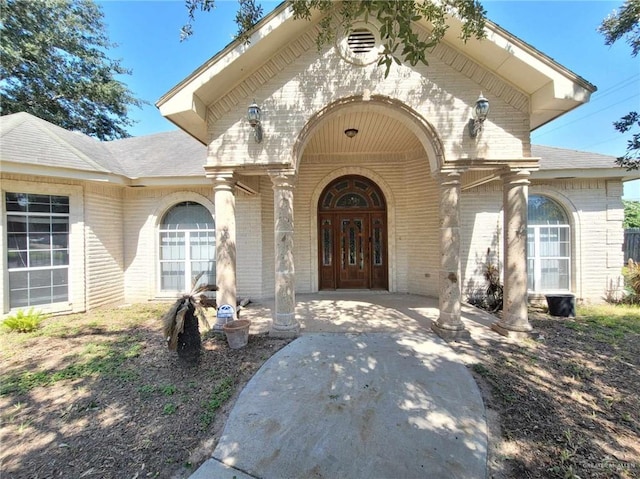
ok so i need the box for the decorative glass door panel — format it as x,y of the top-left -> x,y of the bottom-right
339,216 -> 368,288
317,175 -> 388,290
370,213 -> 387,289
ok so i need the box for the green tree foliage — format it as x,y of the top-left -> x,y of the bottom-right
599,0 -> 640,55
182,0 -> 486,77
0,0 -> 143,140
623,199 -> 640,228
598,0 -> 640,169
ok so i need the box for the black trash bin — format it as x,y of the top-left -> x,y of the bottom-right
545,294 -> 576,317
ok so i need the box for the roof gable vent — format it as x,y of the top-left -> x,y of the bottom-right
337,23 -> 381,66
347,28 -> 376,54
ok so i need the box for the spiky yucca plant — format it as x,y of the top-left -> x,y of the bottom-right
483,248 -> 503,312
624,259 -> 640,304
162,273 -> 217,363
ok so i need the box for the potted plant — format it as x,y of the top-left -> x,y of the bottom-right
161,273 -> 217,364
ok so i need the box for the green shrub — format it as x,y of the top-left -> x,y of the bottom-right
2,308 -> 47,333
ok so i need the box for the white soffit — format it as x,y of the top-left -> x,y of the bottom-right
442,17 -> 595,130
157,4 -> 318,143
158,3 -> 596,142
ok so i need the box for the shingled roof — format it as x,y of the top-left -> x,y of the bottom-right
0,112 -> 129,175
107,130 -> 206,178
532,144 -> 618,170
1,112 -> 206,180
0,112 -> 631,182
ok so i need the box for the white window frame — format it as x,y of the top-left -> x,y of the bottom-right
527,195 -> 571,293
158,202 -> 215,294
5,193 -> 70,309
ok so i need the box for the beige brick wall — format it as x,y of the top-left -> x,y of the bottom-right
206,29 -> 530,172
1,173 -> 625,310
260,176 -> 275,299
404,155 -> 440,296
460,178 -> 625,304
84,183 -> 125,309
460,185 -> 504,300
290,151 -> 440,294
122,187 -> 215,302
122,185 -> 265,303
236,190 -> 264,299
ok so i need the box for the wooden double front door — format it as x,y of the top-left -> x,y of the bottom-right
318,176 -> 388,290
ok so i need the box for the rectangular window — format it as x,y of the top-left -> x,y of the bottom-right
159,229 -> 215,292
528,225 -> 570,292
5,193 -> 70,308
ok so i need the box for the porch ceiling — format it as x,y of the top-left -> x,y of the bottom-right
303,111 -> 422,155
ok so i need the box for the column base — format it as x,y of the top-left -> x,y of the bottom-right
431,322 -> 470,341
212,316 -> 236,331
491,321 -> 538,339
269,324 -> 300,338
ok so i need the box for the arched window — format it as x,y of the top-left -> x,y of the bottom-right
158,202 -> 215,292
527,195 -> 570,291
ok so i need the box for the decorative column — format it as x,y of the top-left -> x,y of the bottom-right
492,169 -> 532,337
213,171 -> 237,328
432,170 -> 468,341
269,169 -> 299,337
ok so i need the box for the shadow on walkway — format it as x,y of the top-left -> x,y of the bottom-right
193,293 -> 498,479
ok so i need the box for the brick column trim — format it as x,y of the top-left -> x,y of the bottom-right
432,170 -> 468,341
269,169 -> 299,337
492,169 -> 533,337
213,172 -> 237,328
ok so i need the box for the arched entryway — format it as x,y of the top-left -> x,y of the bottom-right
318,175 -> 387,290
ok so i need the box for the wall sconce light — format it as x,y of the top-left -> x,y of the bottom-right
468,93 -> 490,138
247,101 -> 263,143
344,128 -> 359,138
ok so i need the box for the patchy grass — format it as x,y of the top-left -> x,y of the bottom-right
574,303 -> 640,337
0,303 -> 291,479
464,304 -> 640,479
199,376 -> 234,429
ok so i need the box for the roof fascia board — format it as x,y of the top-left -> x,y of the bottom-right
156,2 -> 293,111
157,2 -> 326,141
1,161 -> 129,185
1,161 -> 216,186
158,1 -> 597,138
438,15 -> 595,130
482,20 -> 595,93
129,176 -> 210,187
531,168 -> 636,180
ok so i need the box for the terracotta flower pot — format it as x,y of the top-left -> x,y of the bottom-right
222,319 -> 251,349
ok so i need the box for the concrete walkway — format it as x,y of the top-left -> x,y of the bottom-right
192,293 -> 493,479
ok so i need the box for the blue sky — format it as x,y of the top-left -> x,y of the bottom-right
99,0 -> 639,193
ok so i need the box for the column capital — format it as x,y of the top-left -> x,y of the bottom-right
437,168 -> 463,186
501,168 -> 531,185
269,169 -> 297,189
209,170 -> 236,188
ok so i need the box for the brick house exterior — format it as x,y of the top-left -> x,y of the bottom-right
1,3 -> 635,338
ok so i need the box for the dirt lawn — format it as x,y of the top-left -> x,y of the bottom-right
1,302 -> 639,478
0,303 -> 291,479
457,308 -> 640,479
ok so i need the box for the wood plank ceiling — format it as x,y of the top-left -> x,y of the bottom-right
303,110 -> 422,155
